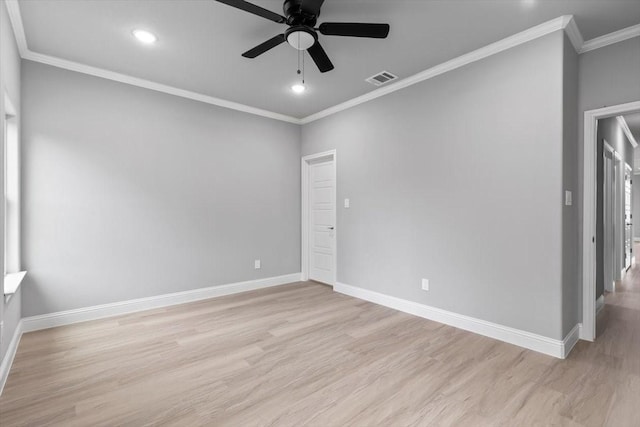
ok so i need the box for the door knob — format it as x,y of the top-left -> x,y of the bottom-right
328,226 -> 334,230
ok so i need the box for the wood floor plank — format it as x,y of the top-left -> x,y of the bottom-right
1,268 -> 639,426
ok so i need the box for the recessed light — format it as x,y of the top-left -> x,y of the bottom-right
291,84 -> 306,94
132,29 -> 157,44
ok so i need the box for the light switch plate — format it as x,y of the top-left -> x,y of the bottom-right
344,198 -> 350,208
421,279 -> 429,291
254,259 -> 261,269
565,190 -> 572,206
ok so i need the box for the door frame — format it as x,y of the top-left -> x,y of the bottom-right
301,149 -> 337,285
582,100 -> 640,341
602,141 -> 618,292
624,163 -> 633,271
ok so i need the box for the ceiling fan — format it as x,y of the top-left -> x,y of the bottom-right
215,0 -> 390,73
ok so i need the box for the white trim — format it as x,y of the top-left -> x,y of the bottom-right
301,150 -> 337,285
596,294 -> 605,316
603,140 -> 615,154
562,324 -> 581,359
614,151 -> 623,161
617,116 -> 639,148
334,282 -> 579,359
3,271 -> 26,296
4,0 -> 27,56
3,93 -> 16,116
21,273 -> 301,333
563,16 -> 584,53
582,101 -> 640,342
0,319 -> 22,395
580,24 -> 640,54
300,15 -> 575,124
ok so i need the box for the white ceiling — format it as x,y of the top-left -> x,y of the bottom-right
14,0 -> 640,119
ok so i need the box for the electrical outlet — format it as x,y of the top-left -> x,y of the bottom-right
254,259 -> 261,269
344,198 -> 350,208
421,279 -> 429,291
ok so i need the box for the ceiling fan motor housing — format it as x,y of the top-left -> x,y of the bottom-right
283,0 -> 318,26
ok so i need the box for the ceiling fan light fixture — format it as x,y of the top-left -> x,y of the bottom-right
286,29 -> 316,50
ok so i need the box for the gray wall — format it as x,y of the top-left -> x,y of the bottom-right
21,61 -> 301,317
595,116 -> 634,298
0,0 -> 22,363
562,34 -> 579,337
577,36 -> 640,312
302,32 -> 566,339
12,21 -> 640,342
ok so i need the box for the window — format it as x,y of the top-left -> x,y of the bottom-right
3,94 -> 24,296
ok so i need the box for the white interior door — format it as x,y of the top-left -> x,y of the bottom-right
308,158 -> 335,285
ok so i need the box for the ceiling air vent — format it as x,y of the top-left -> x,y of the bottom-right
365,71 -> 398,86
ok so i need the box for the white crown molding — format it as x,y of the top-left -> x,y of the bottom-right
0,319 -> 23,396
5,0 -> 639,126
300,15 -> 574,124
4,0 -> 27,56
21,272 -> 302,332
335,281 -> 580,359
563,15 -> 584,52
617,115 -> 639,148
580,23 -> 640,54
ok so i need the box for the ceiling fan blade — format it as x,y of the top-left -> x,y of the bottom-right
301,0 -> 325,16
318,22 -> 390,38
242,34 -> 286,58
215,0 -> 286,24
307,41 -> 334,73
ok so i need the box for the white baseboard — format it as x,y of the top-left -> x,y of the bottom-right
596,294 -> 605,316
22,273 -> 301,333
0,319 -> 23,395
334,282 -> 579,359
562,323 -> 581,358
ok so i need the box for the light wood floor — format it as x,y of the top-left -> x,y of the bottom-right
1,274 -> 638,426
